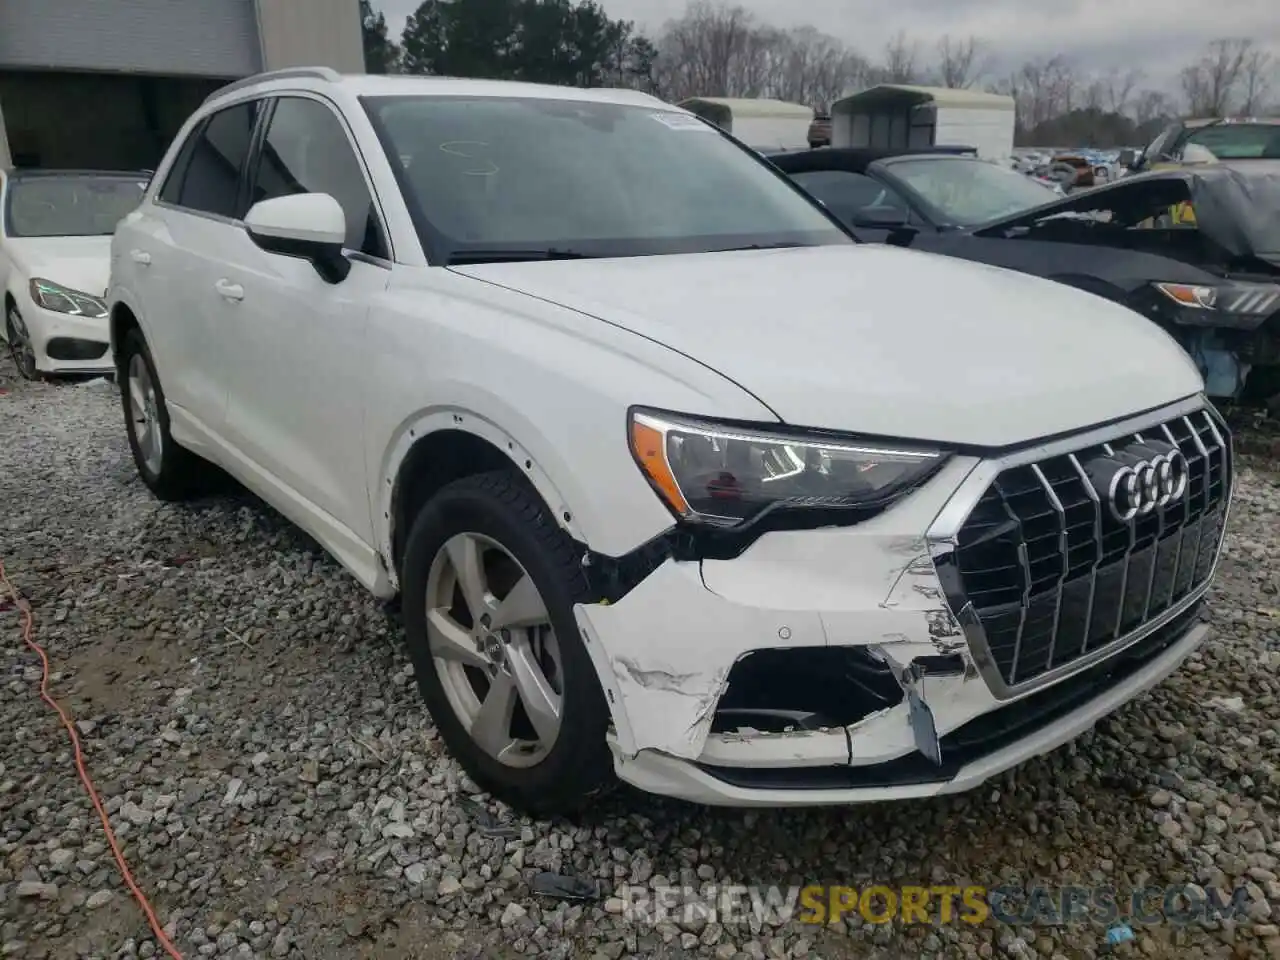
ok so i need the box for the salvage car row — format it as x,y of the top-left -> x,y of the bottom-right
0,67 -> 1236,817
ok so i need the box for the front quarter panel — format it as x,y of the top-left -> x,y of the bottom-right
367,267 -> 779,567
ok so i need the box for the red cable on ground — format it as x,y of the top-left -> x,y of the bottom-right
0,560 -> 184,960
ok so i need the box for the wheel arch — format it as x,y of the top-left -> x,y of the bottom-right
379,409 -> 590,590
109,301 -> 142,375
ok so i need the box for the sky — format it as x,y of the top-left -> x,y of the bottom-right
376,0 -> 1280,94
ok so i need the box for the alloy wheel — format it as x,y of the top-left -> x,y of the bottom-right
127,353 -> 164,474
424,532 -> 563,768
6,308 -> 38,380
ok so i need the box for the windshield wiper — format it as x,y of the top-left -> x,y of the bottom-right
709,241 -> 815,252
446,248 -> 597,264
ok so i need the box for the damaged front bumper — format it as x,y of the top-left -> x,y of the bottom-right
572,398 -> 1227,807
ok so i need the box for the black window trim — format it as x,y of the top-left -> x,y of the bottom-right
153,95 -> 267,227
156,116 -> 207,208
244,90 -> 395,267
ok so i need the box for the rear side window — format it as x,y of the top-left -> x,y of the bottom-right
248,96 -> 387,258
160,100 -> 261,218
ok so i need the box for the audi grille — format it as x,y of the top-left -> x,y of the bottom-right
939,407 -> 1230,692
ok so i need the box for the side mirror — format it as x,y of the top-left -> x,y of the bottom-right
852,207 -> 909,228
244,193 -> 351,284
1118,149 -> 1136,169
885,225 -> 919,247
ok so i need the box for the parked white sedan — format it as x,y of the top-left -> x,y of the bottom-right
1,169 -> 147,379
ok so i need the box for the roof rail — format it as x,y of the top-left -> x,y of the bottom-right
204,66 -> 342,104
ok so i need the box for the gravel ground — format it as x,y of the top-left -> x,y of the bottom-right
2,355 -> 1279,960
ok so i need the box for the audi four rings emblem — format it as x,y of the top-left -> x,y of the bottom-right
1084,444 -> 1189,522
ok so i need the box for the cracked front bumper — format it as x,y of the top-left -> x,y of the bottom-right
572,399 -> 1224,807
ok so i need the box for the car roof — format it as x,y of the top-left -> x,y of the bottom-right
1184,117 -> 1280,129
765,146 -> 977,174
6,168 -> 151,179
204,67 -> 669,111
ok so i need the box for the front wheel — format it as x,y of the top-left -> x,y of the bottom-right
118,328 -> 209,500
6,304 -> 40,381
400,470 -> 614,815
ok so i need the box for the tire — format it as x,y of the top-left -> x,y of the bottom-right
6,303 -> 41,381
117,327 -> 209,500
400,470 -> 614,816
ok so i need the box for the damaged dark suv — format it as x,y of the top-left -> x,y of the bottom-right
778,151 -> 1280,402
904,164 -> 1280,400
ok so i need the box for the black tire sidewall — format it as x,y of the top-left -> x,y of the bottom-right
400,472 -> 612,813
6,307 -> 39,381
118,328 -> 191,496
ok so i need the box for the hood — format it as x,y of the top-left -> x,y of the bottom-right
1186,165 -> 1280,266
451,245 -> 1204,448
976,166 -> 1280,268
5,236 -> 112,297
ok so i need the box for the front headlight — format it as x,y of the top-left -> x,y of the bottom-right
628,408 -> 949,528
1154,281 -> 1280,316
28,278 -> 108,319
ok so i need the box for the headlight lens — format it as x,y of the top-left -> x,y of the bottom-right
629,408 -> 948,527
1155,281 -> 1280,315
28,278 -> 108,319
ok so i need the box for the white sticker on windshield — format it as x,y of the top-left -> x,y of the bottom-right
651,112 -> 713,131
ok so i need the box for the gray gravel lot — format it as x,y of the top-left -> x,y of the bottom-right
2,355 -> 1280,960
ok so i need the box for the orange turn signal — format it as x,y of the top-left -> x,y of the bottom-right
629,418 -> 689,515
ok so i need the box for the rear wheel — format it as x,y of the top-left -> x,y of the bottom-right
118,328 -> 210,500
5,304 -> 40,381
400,470 -> 614,815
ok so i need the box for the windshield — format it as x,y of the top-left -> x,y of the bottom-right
362,95 -> 851,260
1184,123 -> 1280,160
887,158 -> 1059,226
4,175 -> 147,238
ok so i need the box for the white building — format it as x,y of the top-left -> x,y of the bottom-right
0,0 -> 365,170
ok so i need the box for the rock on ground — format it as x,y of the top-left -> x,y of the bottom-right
2,358 -> 1279,959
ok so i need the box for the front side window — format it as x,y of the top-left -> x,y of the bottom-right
4,175 -> 148,238
164,100 -> 262,218
887,158 -> 1058,227
249,97 -> 387,258
1182,123 -> 1280,160
788,170 -> 910,224
363,95 -> 850,261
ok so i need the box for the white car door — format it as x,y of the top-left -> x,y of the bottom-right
121,99 -> 265,442
218,94 -> 390,545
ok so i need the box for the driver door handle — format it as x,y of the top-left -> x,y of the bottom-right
130,249 -> 151,265
214,279 -> 245,302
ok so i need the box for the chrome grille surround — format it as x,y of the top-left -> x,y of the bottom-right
927,395 -> 1232,701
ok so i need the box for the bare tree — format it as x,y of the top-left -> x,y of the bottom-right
649,2 -> 863,110
877,31 -> 919,84
768,26 -> 867,108
1239,47 -> 1274,115
1082,79 -> 1105,112
935,35 -> 987,88
1180,38 -> 1251,116
652,2 -> 758,101
1102,66 -> 1143,115
1015,56 -> 1077,129
1134,89 -> 1174,125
